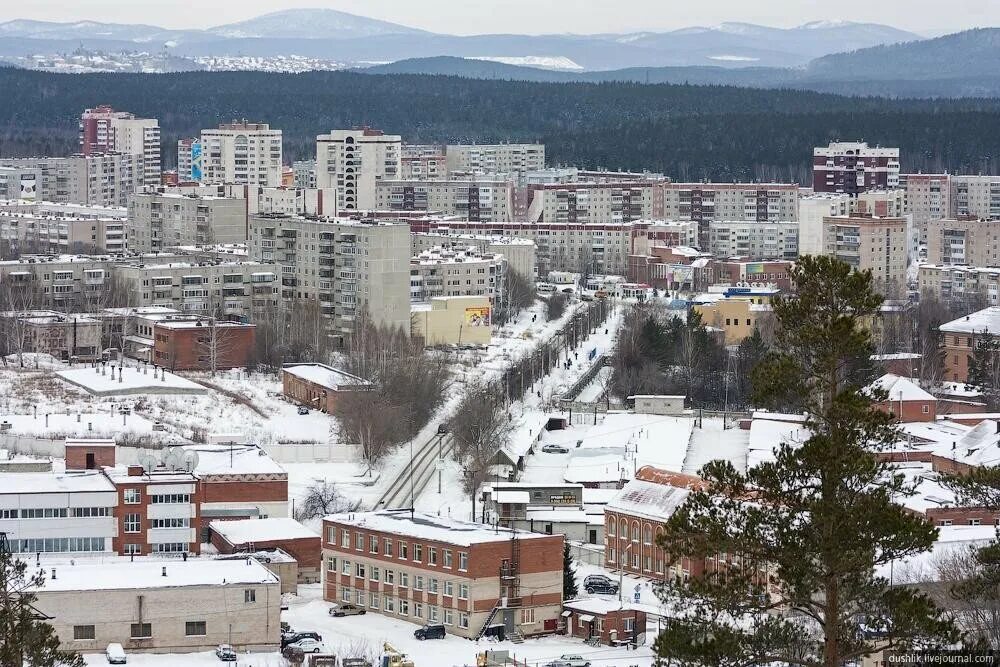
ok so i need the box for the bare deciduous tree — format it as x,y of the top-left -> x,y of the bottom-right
334,392 -> 409,470
451,383 -> 513,498
0,279 -> 40,368
545,292 -> 568,321
293,480 -> 360,520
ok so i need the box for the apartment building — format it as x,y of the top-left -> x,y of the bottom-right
200,122 -> 283,187
33,559 -> 279,654
655,182 -> 799,222
322,510 -> 564,639
822,216 -> 909,292
856,189 -> 906,218
0,165 -> 40,200
901,173 -> 950,231
626,247 -> 714,293
527,182 -> 655,225
14,310 -> 102,361
925,217 -> 1000,266
0,154 -> 137,207
80,105 -> 161,187
114,260 -> 279,317
812,141 -> 900,194
292,159 -> 316,188
445,143 -> 545,175
0,203 -> 126,255
316,128 -> 402,211
918,265 -> 1000,306
375,177 -> 515,222
940,306 -> 1000,382
401,153 -> 447,180
410,246 -> 506,312
411,233 -> 535,280
103,465 -> 202,556
127,192 -> 248,253
951,175 -> 1000,220
248,214 -> 411,339
715,259 -> 794,291
798,193 -> 852,256
176,137 -> 202,182
707,220 -> 799,260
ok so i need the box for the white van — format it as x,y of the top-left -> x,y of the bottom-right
106,643 -> 127,664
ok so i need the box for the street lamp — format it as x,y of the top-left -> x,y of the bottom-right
619,542 -> 633,602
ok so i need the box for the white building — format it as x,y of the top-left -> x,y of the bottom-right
410,245 -> 507,311
126,192 -> 248,253
200,122 -> 283,187
81,106 -> 161,188
952,175 -> 1000,220
707,220 -> 799,260
445,143 -> 545,175
798,193 -> 852,256
316,128 -> 402,211
0,154 -> 137,207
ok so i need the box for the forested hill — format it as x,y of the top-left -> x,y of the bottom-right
3,66 -> 1000,181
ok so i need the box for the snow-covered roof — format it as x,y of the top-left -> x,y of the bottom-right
181,445 -> 286,476
0,470 -> 115,495
605,478 -> 692,523
940,307 -> 1000,335
493,491 -> 530,505
210,517 -> 318,544
867,374 -> 935,402
30,558 -> 278,593
564,598 -> 636,615
325,510 -> 556,547
525,508 -> 599,525
281,363 -> 372,390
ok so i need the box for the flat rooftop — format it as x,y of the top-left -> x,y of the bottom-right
326,510 -> 558,547
211,517 -> 318,544
30,558 -> 278,593
0,470 -> 115,495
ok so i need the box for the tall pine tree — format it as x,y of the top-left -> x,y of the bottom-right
563,543 -> 579,600
655,256 -> 956,666
0,540 -> 84,667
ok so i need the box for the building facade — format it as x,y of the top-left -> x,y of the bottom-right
200,122 -> 283,187
375,177 -> 515,222
951,175 -> 1000,220
445,143 -> 545,175
812,141 -> 900,194
411,233 -> 536,280
0,202 -> 127,255
316,128 -> 402,212
811,216 -> 909,292
127,193 -> 248,253
0,154 -> 136,207
176,138 -> 202,183
152,319 -> 256,371
706,220 -> 799,260
527,182 -> 655,225
410,245 -> 506,310
281,363 -> 373,413
919,264 -> 1000,307
925,217 -> 1000,267
80,106 -> 161,187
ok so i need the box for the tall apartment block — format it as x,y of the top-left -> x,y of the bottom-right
925,217 -> 1000,266
375,177 -> 514,222
707,220 -> 799,260
798,193 -> 852,256
126,193 -> 248,253
200,122 -> 283,187
951,175 -> 1000,220
292,160 -> 317,188
0,201 -> 126,255
248,214 -> 411,340
409,245 -> 507,312
0,165 -> 41,200
316,129 -> 402,212
812,141 -> 900,195
176,138 -> 202,183
444,143 -> 545,175
821,215 -> 908,292
80,105 -> 161,187
526,182 -> 655,225
918,265 -> 1000,306
0,154 -> 136,207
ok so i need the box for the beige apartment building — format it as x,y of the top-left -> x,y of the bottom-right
951,175 -> 1000,220
127,193 -> 248,253
856,188 -> 906,218
248,214 -> 411,340
901,174 -> 949,238
375,177 -> 515,222
445,143 -> 545,175
707,220 -> 798,260
0,154 -> 137,207
527,182 -> 655,225
0,254 -> 125,311
410,245 -> 506,311
655,182 -> 799,222
0,203 -> 126,255
411,232 -> 535,280
918,264 -> 1000,306
316,128 -> 402,211
200,122 -> 283,187
925,217 -> 1000,266
823,216 -> 908,292
33,559 -> 280,654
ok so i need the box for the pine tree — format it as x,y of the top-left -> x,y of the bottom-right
0,540 -> 84,667
654,256 -> 957,666
563,543 -> 579,600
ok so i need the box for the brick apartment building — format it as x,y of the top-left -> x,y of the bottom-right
812,141 -> 900,194
152,319 -> 255,371
940,306 -> 1000,383
322,510 -> 564,640
106,466 -> 202,556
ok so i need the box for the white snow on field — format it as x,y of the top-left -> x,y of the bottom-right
0,411 -> 158,439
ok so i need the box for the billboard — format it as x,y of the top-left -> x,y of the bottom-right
19,174 -> 37,200
464,306 -> 491,327
190,140 -> 203,182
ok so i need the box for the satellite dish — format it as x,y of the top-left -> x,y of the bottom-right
136,453 -> 157,475
181,450 -> 200,473
162,447 -> 182,471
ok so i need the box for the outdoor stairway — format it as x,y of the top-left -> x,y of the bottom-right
509,628 -> 524,644
474,605 -> 502,641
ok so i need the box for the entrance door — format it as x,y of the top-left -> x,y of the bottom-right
85,452 -> 95,469
503,610 -> 515,634
588,529 -> 597,544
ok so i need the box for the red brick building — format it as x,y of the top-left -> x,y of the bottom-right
152,319 -> 255,371
65,439 -> 117,471
626,246 -> 714,293
713,259 -> 794,291
562,598 -> 646,646
281,363 -> 373,414
868,374 -> 937,423
210,517 -> 321,582
322,510 -> 564,640
105,465 -> 202,557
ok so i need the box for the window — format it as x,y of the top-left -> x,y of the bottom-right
130,623 -> 152,639
444,580 -> 454,597
443,549 -> 453,568
384,596 -> 395,613
631,552 -> 639,568
643,525 -> 652,545
355,563 -> 366,578
414,575 -> 424,591
922,405 -> 930,414
342,560 -> 351,575
624,617 -> 635,632
459,552 -> 468,571
371,567 -> 380,582
429,606 -> 439,622
398,542 -> 408,559
150,493 -> 190,504
520,608 -> 535,624
458,583 -> 469,599
429,578 -> 439,594
355,532 -> 363,550
341,587 -> 352,602
369,592 -> 380,609
123,488 -> 141,504
428,547 -> 438,565
385,569 -> 394,584
151,518 -> 189,529
399,572 -> 409,588
400,599 -> 410,616
244,589 -> 256,603
185,621 -> 206,636
607,519 -> 615,537
73,625 -> 96,640
327,557 -> 337,572
444,609 -> 454,626
459,612 -> 469,629
971,518 -> 983,526
414,544 -> 423,562
414,603 -> 424,619
124,543 -> 141,556
384,537 -> 392,554
341,529 -> 350,548
124,513 -> 141,533
370,535 -> 379,554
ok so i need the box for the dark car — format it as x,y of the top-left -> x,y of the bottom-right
297,405 -> 310,415
414,623 -> 446,640
437,423 -> 450,435
281,631 -> 322,648
584,574 -> 619,595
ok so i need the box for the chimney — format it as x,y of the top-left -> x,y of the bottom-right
162,566 -> 167,577
127,465 -> 144,477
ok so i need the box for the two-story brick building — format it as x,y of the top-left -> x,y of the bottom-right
322,510 -> 564,640
941,306 -> 1000,383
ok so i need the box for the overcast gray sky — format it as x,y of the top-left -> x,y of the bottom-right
15,0 -> 999,35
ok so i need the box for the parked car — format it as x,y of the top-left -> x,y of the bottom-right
584,574 -> 619,595
413,623 -> 446,640
437,422 -> 450,435
105,643 -> 127,665
288,637 -> 324,653
215,644 -> 237,661
281,631 -> 322,648
328,603 -> 366,617
297,405 -> 310,415
560,655 -> 593,667
543,662 -> 573,667
541,443 -> 570,454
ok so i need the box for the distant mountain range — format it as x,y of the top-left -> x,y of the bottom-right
0,9 -> 920,70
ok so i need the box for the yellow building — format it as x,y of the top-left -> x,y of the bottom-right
411,296 -> 493,347
694,298 -> 769,345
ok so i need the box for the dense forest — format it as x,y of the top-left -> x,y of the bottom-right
3,66 -> 1000,180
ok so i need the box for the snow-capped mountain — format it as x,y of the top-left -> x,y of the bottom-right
205,8 -> 427,39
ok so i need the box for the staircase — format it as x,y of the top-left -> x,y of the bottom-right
474,605 -> 502,641
509,627 -> 524,644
